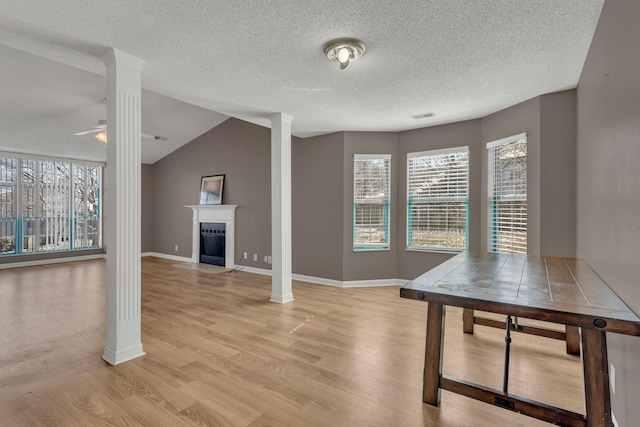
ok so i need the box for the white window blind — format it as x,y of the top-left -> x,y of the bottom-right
407,147 -> 469,251
487,133 -> 527,254
354,154 -> 391,250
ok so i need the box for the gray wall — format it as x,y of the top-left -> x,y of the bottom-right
292,132 -> 344,281
144,91 -> 577,282
539,91 -> 577,257
576,0 -> 640,424
151,118 -> 276,269
141,163 -> 153,253
480,91 -> 577,257
481,96 -> 542,255
342,132 -> 400,281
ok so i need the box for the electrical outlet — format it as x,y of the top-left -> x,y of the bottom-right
610,363 -> 616,394
263,255 -> 268,262
253,253 -> 257,262
174,245 -> 178,252
243,252 -> 247,259
267,256 -> 272,264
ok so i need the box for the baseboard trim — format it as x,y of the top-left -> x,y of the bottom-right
102,344 -> 145,366
270,293 -> 294,304
234,265 -> 273,276
142,252 -> 193,263
292,273 -> 342,287
342,278 -> 410,288
231,268 -> 407,288
0,254 -> 409,288
0,253 -> 105,270
293,273 -> 408,288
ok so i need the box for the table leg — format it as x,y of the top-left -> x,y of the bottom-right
423,302 -> 445,406
566,325 -> 581,355
463,308 -> 474,334
581,328 -> 612,427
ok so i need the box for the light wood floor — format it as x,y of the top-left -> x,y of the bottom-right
0,257 -> 584,426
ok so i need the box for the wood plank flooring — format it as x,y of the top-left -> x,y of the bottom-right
0,257 -> 584,426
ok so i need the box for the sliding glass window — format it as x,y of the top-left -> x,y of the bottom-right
0,153 -> 102,256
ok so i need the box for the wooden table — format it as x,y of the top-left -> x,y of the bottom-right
400,252 -> 640,427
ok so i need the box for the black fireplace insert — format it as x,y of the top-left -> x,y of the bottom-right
200,222 -> 225,266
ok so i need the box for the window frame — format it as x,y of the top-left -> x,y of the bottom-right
353,154 -> 391,251
406,146 -> 469,253
0,156 -> 17,256
0,151 -> 103,256
486,133 -> 528,254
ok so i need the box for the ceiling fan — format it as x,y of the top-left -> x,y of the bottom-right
74,120 -> 167,142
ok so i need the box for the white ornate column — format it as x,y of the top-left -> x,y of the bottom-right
270,113 -> 294,303
102,48 -> 145,365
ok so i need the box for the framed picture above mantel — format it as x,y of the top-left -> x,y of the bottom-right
199,174 -> 225,205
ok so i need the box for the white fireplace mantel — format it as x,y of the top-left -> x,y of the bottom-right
185,205 -> 237,268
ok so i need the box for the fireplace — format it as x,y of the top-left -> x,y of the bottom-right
186,204 -> 237,269
200,223 -> 225,266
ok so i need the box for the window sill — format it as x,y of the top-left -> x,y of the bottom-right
353,247 -> 390,252
405,247 -> 463,255
0,247 -> 103,258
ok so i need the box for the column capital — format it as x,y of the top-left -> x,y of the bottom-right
270,113 -> 294,124
103,48 -> 146,69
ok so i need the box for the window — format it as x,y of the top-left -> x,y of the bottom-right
0,157 -> 17,254
353,154 -> 391,250
0,153 -> 102,255
407,147 -> 469,251
487,133 -> 527,254
73,164 -> 102,249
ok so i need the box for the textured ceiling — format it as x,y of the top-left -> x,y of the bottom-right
0,1 -> 604,163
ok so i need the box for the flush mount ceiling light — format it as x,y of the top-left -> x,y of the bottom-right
324,38 -> 366,71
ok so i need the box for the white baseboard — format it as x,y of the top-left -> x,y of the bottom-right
0,253 -> 410,289
292,273 -> 342,287
231,268 -> 407,288
102,344 -> 145,366
146,253 -> 246,270
0,253 -> 105,269
342,278 -> 410,288
293,273 -> 408,288
142,252 -> 192,263
234,265 -> 273,276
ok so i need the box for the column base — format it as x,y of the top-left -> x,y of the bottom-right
270,293 -> 294,304
102,343 -> 145,366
